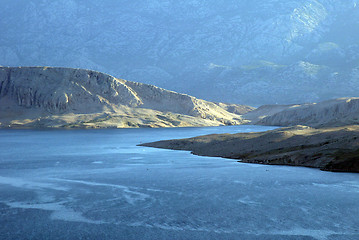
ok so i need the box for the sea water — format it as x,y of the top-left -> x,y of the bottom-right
0,126 -> 358,240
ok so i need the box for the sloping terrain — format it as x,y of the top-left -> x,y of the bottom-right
0,67 -> 250,128
251,97 -> 359,127
140,97 -> 359,172
243,104 -> 296,123
1,1 -> 359,105
141,125 -> 359,172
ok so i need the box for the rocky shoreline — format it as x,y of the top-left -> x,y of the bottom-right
140,125 -> 359,173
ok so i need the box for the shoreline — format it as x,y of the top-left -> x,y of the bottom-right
140,125 -> 359,173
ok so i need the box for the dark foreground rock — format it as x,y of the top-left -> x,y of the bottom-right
140,125 -> 359,173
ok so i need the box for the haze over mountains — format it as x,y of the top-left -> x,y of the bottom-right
1,0 -> 359,105
243,97 -> 359,127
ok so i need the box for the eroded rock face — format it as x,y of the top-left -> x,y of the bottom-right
0,67 -> 248,128
0,67 -> 144,113
1,1 -> 359,105
256,98 -> 359,127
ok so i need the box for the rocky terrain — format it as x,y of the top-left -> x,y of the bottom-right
1,0 -> 359,105
141,125 -> 359,173
0,67 -> 251,128
139,97 -> 359,172
244,97 -> 359,127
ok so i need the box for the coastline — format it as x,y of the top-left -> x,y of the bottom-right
140,125 -> 359,173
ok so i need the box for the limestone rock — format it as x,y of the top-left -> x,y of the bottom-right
0,67 -> 249,128
253,98 -> 359,127
1,1 -> 359,105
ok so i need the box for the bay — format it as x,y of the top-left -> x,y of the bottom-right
0,126 -> 358,240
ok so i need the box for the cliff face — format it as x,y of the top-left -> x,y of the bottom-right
1,0 -> 359,105
0,67 -> 249,128
0,67 -> 142,112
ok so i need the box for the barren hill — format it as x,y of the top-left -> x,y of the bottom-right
2,1 -> 359,105
0,67 -> 251,128
251,98 -> 359,127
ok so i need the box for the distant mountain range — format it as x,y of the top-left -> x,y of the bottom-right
0,67 -> 251,128
1,0 -> 359,105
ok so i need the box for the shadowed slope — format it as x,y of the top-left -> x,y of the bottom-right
141,125 -> 359,172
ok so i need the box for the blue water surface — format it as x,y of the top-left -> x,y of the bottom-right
0,125 -> 358,240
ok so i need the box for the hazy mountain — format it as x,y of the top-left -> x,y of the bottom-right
0,67 -> 251,128
1,0 -> 359,105
252,97 -> 359,127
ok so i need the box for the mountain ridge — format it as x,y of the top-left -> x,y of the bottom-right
0,66 -> 251,128
246,97 -> 359,127
1,0 -> 359,105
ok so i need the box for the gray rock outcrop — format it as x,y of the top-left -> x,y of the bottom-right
0,67 -> 249,128
1,1 -> 359,105
254,98 -> 359,127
